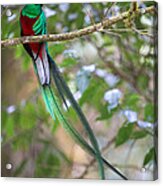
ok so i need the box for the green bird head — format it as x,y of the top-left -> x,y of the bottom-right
22,4 -> 42,18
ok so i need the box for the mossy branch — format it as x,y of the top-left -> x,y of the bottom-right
1,6 -> 155,48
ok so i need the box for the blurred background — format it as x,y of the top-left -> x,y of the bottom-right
1,1 -> 157,180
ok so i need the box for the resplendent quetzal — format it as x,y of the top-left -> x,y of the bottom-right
20,4 -> 127,180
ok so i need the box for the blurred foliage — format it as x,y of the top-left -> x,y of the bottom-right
1,1 -> 157,180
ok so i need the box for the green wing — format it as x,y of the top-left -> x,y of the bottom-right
33,11 -> 47,35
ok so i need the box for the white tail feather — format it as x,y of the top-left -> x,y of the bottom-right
33,45 -> 50,85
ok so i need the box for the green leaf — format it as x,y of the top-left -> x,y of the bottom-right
96,104 -> 110,121
79,77 -> 107,107
137,75 -> 149,90
123,93 -> 140,111
49,43 -> 65,55
143,147 -> 155,166
76,12 -> 85,28
144,103 -> 154,123
60,57 -> 77,68
115,123 -> 134,147
96,104 -> 118,121
131,130 -> 148,139
5,116 -> 14,138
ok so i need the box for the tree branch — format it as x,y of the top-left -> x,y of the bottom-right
86,36 -> 153,103
1,6 -> 155,48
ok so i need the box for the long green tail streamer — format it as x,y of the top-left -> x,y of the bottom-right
49,55 -> 128,180
48,55 -> 105,179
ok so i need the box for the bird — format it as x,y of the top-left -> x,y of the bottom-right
20,4 -> 127,180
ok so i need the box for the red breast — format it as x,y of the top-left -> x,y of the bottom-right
20,11 -> 44,58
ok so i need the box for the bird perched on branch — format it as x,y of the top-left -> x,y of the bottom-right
20,4 -> 127,180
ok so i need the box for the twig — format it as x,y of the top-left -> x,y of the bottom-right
1,6 -> 155,48
100,29 -> 121,38
131,26 -> 154,39
107,28 -> 153,35
84,8 -> 96,26
104,2 -> 117,18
